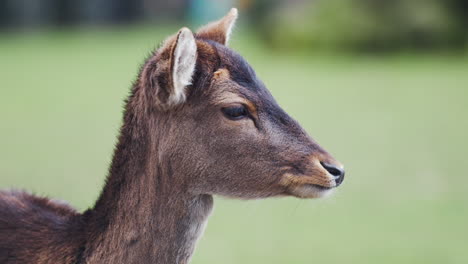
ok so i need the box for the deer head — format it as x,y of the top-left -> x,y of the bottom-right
135,8 -> 344,200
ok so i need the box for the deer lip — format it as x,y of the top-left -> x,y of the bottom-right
307,183 -> 335,190
280,172 -> 336,190
296,174 -> 337,189
287,183 -> 335,199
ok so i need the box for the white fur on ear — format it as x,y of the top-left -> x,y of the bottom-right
169,27 -> 197,105
222,8 -> 238,44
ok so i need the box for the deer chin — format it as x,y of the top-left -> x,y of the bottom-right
288,184 -> 335,199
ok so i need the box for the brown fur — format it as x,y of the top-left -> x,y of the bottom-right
0,9 -> 344,264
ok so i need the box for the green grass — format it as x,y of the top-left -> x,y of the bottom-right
1,26 -> 467,264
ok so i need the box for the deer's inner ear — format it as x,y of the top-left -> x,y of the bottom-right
196,8 -> 238,46
168,27 -> 197,105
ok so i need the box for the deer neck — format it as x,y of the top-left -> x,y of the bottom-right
81,107 -> 213,264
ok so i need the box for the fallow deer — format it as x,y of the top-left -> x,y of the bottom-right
0,8 -> 345,264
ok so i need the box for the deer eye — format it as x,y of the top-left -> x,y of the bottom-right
222,105 -> 249,120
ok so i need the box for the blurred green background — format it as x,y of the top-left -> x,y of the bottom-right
1,1 -> 467,263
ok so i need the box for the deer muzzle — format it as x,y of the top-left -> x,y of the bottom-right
280,154 -> 345,198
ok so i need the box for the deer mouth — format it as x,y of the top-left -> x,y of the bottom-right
279,173 -> 337,199
287,183 -> 336,199
308,184 -> 334,191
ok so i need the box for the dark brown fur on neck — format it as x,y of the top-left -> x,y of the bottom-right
0,8 -> 345,264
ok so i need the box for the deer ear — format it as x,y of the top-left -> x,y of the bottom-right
168,27 -> 197,105
196,8 -> 238,45
140,28 -> 196,109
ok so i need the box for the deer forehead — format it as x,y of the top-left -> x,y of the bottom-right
209,46 -> 262,90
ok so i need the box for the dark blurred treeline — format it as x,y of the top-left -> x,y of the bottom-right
1,0 -> 467,52
0,0 -> 188,27
256,0 -> 468,52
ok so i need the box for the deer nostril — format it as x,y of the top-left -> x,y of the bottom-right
320,162 -> 345,186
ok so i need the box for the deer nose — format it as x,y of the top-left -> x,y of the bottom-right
320,162 -> 345,186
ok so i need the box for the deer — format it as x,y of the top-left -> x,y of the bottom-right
0,8 -> 345,264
